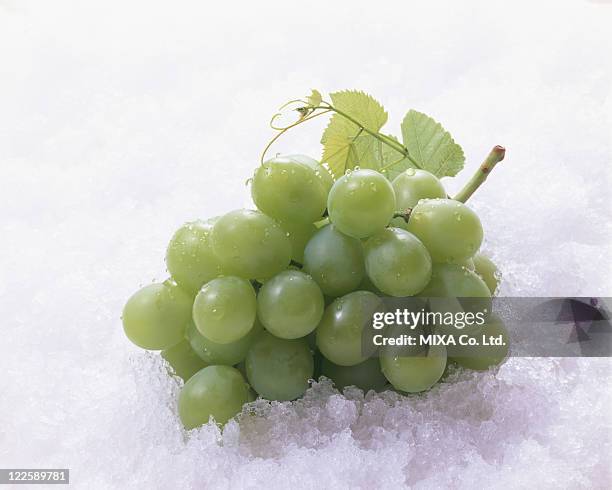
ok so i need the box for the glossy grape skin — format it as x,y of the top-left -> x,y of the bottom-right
327,169 -> 396,239
472,253 -> 501,295
186,319 -> 263,365
303,224 -> 365,297
285,154 -> 335,194
279,220 -> 317,264
451,314 -> 509,370
251,156 -> 327,223
211,209 -> 291,279
380,344 -> 447,393
161,339 -> 209,382
192,276 -> 256,344
427,257 -> 475,271
420,263 -> 491,298
257,270 -> 324,339
406,199 -> 483,262
316,291 -> 384,366
178,365 -> 249,429
391,168 -> 446,210
165,219 -> 223,294
245,332 -> 314,401
364,227 -> 432,296
122,279 -> 193,350
455,257 -> 475,271
419,263 -> 492,335
321,357 -> 387,393
419,264 -> 491,312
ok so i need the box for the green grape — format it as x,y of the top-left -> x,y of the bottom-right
420,263 -> 491,298
472,253 -> 501,295
321,357 -> 387,392
327,169 -> 396,239
454,257 -> 475,271
161,339 -> 209,382
279,220 -> 317,264
284,154 -> 319,166
192,276 -> 256,344
419,263 -> 492,335
178,365 -> 249,429
187,318 -> 263,365
245,331 -> 314,401
429,257 -> 474,271
285,154 -> 335,194
122,279 -> 192,350
364,227 -> 432,296
406,199 -> 483,262
251,156 -> 327,223
165,218 -> 223,294
316,291 -> 384,366
303,224 -> 365,297
391,168 -> 446,210
257,270 -> 324,339
380,344 -> 447,393
451,314 -> 509,370
211,209 -> 291,279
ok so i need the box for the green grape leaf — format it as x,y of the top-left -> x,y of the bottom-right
306,89 -> 322,107
321,91 -> 388,177
351,133 -> 383,170
400,110 -> 465,177
380,135 -> 415,181
320,130 -> 360,177
329,90 -> 388,132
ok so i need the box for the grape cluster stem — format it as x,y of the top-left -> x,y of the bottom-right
453,146 -> 506,203
392,209 -> 412,223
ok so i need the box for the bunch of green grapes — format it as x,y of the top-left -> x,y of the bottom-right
122,152 -> 507,431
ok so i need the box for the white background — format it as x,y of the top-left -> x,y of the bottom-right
1,1 -> 611,488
